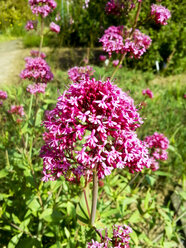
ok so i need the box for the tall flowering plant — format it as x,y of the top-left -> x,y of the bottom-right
100,0 -> 171,79
38,0 -> 171,246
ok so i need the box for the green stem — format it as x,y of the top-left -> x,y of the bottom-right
25,94 -> 33,150
39,17 -> 44,56
110,1 -> 142,81
90,170 -> 98,226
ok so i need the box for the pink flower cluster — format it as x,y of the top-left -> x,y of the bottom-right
0,90 -> 8,106
29,0 -> 57,18
151,4 -> 171,25
100,26 -> 151,58
40,77 -> 150,182
99,55 -> 107,62
88,224 -> 132,248
8,105 -> 25,117
145,132 -> 169,171
0,91 -> 8,100
30,50 -> 46,59
112,60 -> 122,68
105,0 -> 124,16
99,26 -> 124,57
25,20 -> 36,31
20,57 -> 53,83
124,29 -> 152,59
50,22 -> 60,33
142,88 -> 154,98
68,66 -> 95,83
27,83 -> 47,95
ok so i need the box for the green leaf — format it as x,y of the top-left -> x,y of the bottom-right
76,187 -> 91,226
163,241 -> 177,248
144,189 -> 151,212
145,175 -> 156,186
39,208 -> 53,222
17,237 -> 42,248
165,222 -> 173,239
67,201 -> 76,218
101,208 -> 119,218
35,109 -> 43,126
130,230 -> 139,245
26,196 -> 41,213
155,171 -> 172,177
8,233 -> 23,248
128,210 -> 141,223
0,169 -> 8,179
64,227 -> 70,239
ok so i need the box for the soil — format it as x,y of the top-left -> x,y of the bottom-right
0,40 -> 25,86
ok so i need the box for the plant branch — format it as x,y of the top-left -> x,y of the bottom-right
39,17 -> 44,56
110,1 -> 142,81
91,169 -> 98,226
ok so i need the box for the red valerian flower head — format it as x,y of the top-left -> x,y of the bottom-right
29,0 -> 57,18
20,57 -> 53,83
40,77 -> 150,182
50,22 -> 60,33
88,224 -> 132,247
100,26 -> 151,58
9,105 -> 25,117
30,50 -> 46,59
27,83 -> 47,95
144,132 -> 169,171
99,55 -> 107,62
142,88 -> 154,98
0,91 -> 8,100
68,66 -> 95,83
151,4 -> 171,25
25,20 -> 37,31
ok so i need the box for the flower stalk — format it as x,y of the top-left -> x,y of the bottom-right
90,169 -> 98,226
110,1 -> 142,81
39,17 -> 44,56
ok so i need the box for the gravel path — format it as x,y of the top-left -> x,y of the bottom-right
0,40 -> 24,86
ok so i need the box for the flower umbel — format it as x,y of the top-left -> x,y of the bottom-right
20,57 -> 53,83
40,77 -> 150,182
151,4 -> 171,25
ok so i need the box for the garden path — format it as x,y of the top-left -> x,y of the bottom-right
0,40 -> 23,86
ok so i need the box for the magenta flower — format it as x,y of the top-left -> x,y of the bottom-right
25,20 -> 37,31
9,105 -> 25,117
105,0 -> 124,16
145,132 -> 169,171
100,26 -> 151,58
145,132 -> 169,150
27,83 -> 47,95
112,60 -> 122,68
142,88 -> 154,98
20,57 -> 53,83
68,66 -> 95,83
99,55 -> 107,62
151,4 -> 171,25
50,22 -> 60,33
99,26 -> 124,57
30,50 -> 46,59
88,224 -> 132,247
29,0 -> 57,18
0,91 -> 8,100
184,94 -> 186,99
40,77 -> 150,182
